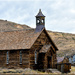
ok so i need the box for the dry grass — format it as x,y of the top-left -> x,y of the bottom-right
48,31 -> 75,57
0,68 -> 52,74
0,66 -> 75,74
0,68 -> 61,74
70,66 -> 75,73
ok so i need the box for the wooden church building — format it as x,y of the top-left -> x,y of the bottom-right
0,9 -> 58,69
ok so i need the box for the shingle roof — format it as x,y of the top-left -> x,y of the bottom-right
0,27 -> 58,51
39,44 -> 51,53
0,29 -> 41,50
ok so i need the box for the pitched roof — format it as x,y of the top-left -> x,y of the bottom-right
0,29 -> 41,50
36,9 -> 45,17
0,28 -> 58,51
39,44 -> 51,53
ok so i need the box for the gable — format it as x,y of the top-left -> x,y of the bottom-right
44,29 -> 58,51
32,28 -> 58,51
34,30 -> 50,45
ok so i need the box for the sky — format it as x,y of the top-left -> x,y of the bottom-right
0,0 -> 75,34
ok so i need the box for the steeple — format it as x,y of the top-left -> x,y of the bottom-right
36,9 -> 45,17
35,9 -> 45,32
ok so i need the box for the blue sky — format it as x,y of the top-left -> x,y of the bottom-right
0,0 -> 75,34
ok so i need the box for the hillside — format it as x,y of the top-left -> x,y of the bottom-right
0,19 -> 31,31
0,19 -> 75,57
48,31 -> 75,57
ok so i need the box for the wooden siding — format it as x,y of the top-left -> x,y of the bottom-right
29,49 -> 36,69
0,50 -> 29,68
30,30 -> 57,69
36,30 -> 51,45
22,50 -> 29,68
0,51 -> 6,67
0,29 -> 58,69
56,63 -> 71,73
9,50 -> 19,68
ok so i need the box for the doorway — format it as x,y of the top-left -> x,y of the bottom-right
37,53 -> 45,69
47,56 -> 52,68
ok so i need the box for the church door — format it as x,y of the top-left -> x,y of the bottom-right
47,56 -> 52,68
37,53 -> 45,69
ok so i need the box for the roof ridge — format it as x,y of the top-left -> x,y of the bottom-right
0,28 -> 34,32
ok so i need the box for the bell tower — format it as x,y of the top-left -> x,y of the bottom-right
35,9 -> 45,32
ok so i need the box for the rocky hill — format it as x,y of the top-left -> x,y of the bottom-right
0,19 -> 75,57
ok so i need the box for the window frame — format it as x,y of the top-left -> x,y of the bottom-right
6,51 -> 9,64
35,50 -> 37,64
20,50 -> 22,64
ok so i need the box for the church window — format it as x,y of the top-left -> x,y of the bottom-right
37,20 -> 40,23
41,19 -> 44,23
6,51 -> 9,64
35,50 -> 37,64
20,50 -> 22,64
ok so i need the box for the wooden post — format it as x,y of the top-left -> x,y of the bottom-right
44,54 -> 47,69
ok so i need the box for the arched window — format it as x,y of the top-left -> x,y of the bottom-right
20,50 -> 22,64
35,50 -> 37,64
37,20 -> 40,24
6,51 -> 9,64
41,19 -> 44,23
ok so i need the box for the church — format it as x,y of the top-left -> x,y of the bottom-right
0,9 -> 58,69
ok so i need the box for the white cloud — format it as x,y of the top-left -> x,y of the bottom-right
70,9 -> 75,13
0,0 -> 75,33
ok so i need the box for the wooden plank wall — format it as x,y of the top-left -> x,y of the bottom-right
0,50 -> 29,69
9,50 -> 19,68
29,49 -> 35,69
0,51 -> 6,68
52,53 -> 57,68
37,30 -> 51,45
32,30 -> 51,47
30,30 -> 57,69
22,50 -> 29,68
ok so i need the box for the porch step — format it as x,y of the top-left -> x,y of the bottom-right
46,68 -> 61,74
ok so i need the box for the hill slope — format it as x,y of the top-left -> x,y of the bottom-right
0,19 -> 31,31
0,19 -> 75,57
48,31 -> 75,57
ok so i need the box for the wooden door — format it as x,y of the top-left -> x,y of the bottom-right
47,56 -> 52,68
37,53 -> 45,69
